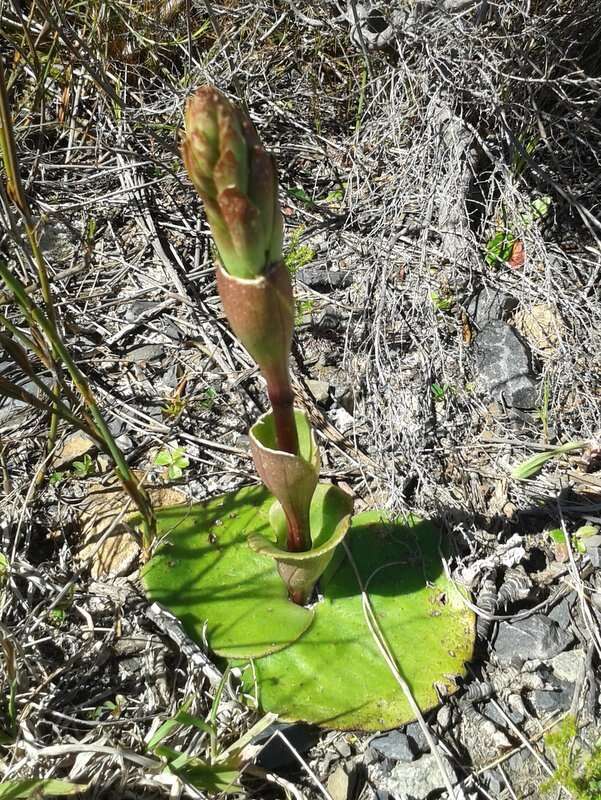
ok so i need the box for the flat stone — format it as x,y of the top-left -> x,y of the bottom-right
124,343 -> 165,365
254,722 -> 320,770
466,289 -> 517,327
306,379 -> 331,405
514,304 -> 564,355
404,721 -> 429,754
372,752 -> 455,800
474,321 -> 537,408
370,731 -> 416,762
52,432 -> 95,470
548,594 -> 576,630
529,680 -> 575,717
312,305 -> 346,336
550,649 -> 586,683
326,764 -> 355,800
482,699 -> 525,726
80,530 -> 140,579
297,267 -> 352,290
493,614 -> 574,664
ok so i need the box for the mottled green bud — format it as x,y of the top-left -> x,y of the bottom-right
182,86 -> 283,278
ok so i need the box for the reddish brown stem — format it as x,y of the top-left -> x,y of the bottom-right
267,380 -> 299,457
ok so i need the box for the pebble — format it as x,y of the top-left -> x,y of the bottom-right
474,320 -> 538,408
550,648 -> 586,683
466,288 -> 517,327
370,731 -> 416,762
297,266 -> 352,290
404,721 -> 430,754
306,379 -> 331,405
493,614 -> 574,664
529,680 -> 575,717
372,752 -> 455,800
312,305 -> 347,336
253,722 -> 320,770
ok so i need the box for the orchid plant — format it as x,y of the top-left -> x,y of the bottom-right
182,86 -> 353,604
142,87 -> 475,732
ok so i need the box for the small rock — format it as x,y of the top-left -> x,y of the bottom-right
297,267 -> 352,290
584,535 -> 601,568
306,379 -> 331,405
550,649 -> 586,683
334,384 -> 355,413
124,343 -> 165,365
80,530 -> 140,579
484,769 -> 505,794
125,300 -> 155,323
483,699 -> 525,726
404,721 -> 429,754
529,681 -> 575,717
514,304 -> 564,355
548,594 -> 576,630
52,432 -> 95,470
254,722 -> 320,770
466,289 -> 517,327
370,731 -> 416,762
372,752 -> 455,800
335,738 -> 352,759
474,321 -> 537,408
326,764 -> 356,800
329,407 -> 354,432
312,305 -> 346,336
493,614 -> 574,665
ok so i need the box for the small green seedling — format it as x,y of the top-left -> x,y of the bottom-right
0,780 -> 87,798
485,229 -> 515,267
511,441 -> 587,480
199,386 -> 217,410
162,395 -> 187,418
146,691 -> 276,795
154,447 -> 189,480
49,470 -> 66,486
543,716 -> 601,799
285,226 -> 316,276
431,383 -> 453,401
72,454 -> 94,478
430,290 -> 454,312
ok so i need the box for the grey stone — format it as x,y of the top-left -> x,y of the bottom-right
550,648 -> 586,683
253,722 -> 320,770
306,379 -> 331,405
584,535 -> 601,567
474,321 -> 537,408
334,384 -> 355,413
327,764 -> 359,800
297,267 -> 352,290
124,343 -> 165,365
371,731 -> 416,762
466,289 -> 517,327
484,769 -> 505,794
548,594 -> 576,630
404,721 -> 429,754
373,752 -> 455,800
0,375 -> 56,427
312,306 -> 346,336
482,699 -> 524,726
493,614 -> 574,664
125,300 -> 155,323
529,680 -> 575,717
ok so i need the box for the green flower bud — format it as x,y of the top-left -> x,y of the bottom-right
182,86 -> 283,278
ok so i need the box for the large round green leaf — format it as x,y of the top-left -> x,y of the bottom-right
141,486 -> 313,659
238,511 -> 475,731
